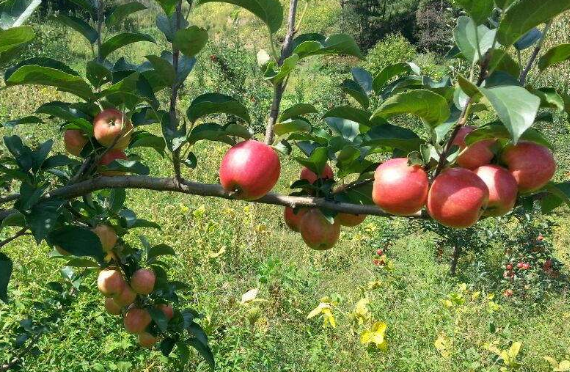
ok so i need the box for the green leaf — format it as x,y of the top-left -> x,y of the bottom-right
293,33 -> 364,59
454,16 -> 497,63
0,0 -> 41,29
6,65 -> 93,101
489,49 -> 521,76
341,79 -> 369,109
2,115 -> 42,128
51,14 -> 98,44
106,2 -> 147,27
325,117 -> 360,141
130,131 -> 166,156
146,54 -> 176,87
372,89 -> 450,127
148,307 -> 169,332
279,103 -> 318,122
531,87 -> 565,111
264,54 -> 299,84
372,62 -> 419,93
497,0 -> 570,47
541,182 -> 570,213
538,43 -> 570,71
26,198 -> 65,243
0,26 -> 34,53
274,119 -> 311,137
188,337 -> 215,370
187,93 -> 251,123
103,159 -> 150,175
148,244 -> 176,261
0,253 -> 12,302
173,26 -> 208,58
455,0 -> 494,24
195,0 -> 283,34
479,86 -> 540,143
154,0 -> 179,15
323,106 -> 377,128
188,123 -> 252,145
48,226 -> 104,259
351,67 -> 373,94
5,57 -> 80,81
514,28 -> 542,50
86,60 -> 112,88
457,74 -> 481,98
67,0 -> 97,14
294,147 -> 329,176
156,13 -> 189,42
465,123 -> 552,148
362,124 -> 424,153
100,32 -> 155,60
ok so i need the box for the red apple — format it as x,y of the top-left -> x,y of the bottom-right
92,224 -> 118,252
503,289 -> 514,297
157,304 -> 174,320
93,108 -> 133,149
376,249 -> 383,256
98,149 -> 128,176
501,142 -> 556,193
506,264 -> 513,271
300,164 -> 334,185
105,297 -> 122,315
452,126 -> 495,170
299,209 -> 340,250
114,285 -> 137,307
64,129 -> 88,157
123,308 -> 151,334
474,165 -> 518,217
97,269 -> 125,297
517,262 -> 524,269
138,332 -> 158,348
219,140 -> 281,200
130,269 -> 156,295
372,158 -> 429,216
284,207 -> 307,232
336,213 -> 366,227
427,168 -> 489,228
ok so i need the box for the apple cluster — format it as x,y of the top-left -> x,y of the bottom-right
64,108 -> 133,174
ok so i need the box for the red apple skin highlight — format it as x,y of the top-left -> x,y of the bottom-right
427,168 -> 489,228
219,140 -> 281,200
98,149 -> 128,176
97,269 -> 125,297
299,209 -> 341,250
105,297 -> 122,315
123,308 -> 152,334
64,129 -> 88,157
372,158 -> 429,216
157,304 -> 174,320
501,141 -> 556,193
93,108 -> 133,149
300,164 -> 334,185
284,207 -> 307,232
138,332 -> 158,348
114,285 -> 137,307
336,213 -> 366,227
130,269 -> 156,295
474,165 -> 518,217
452,126 -> 496,170
92,224 -> 118,252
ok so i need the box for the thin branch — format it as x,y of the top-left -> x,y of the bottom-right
519,21 -> 553,85
170,1 -> 184,182
0,227 -> 28,249
0,194 -> 19,205
0,333 -> 41,372
95,0 -> 104,63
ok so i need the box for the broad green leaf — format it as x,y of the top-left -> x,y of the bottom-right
532,87 -> 565,111
187,93 -> 251,123
274,119 -> 311,137
264,54 -> 299,84
104,159 -> 150,175
293,33 -> 364,59
294,146 -> 329,176
100,32 -> 155,60
465,123 -> 552,148
86,60 -> 112,88
67,0 -> 97,14
195,0 -> 283,33
372,89 -> 450,127
154,0 -> 180,15
146,54 -> 176,86
489,49 -> 521,76
0,252 -> 12,302
173,26 -> 208,58
106,2 -> 147,27
351,67 -> 373,94
325,117 -> 360,141
497,0 -> 570,47
479,86 -> 540,143
156,13 -> 189,42
0,0 -> 41,29
362,124 -> 424,153
148,244 -> 176,261
47,226 -> 104,259
130,131 -> 166,156
514,28 -> 542,50
148,308 -> 169,332
454,16 -> 497,63
2,115 -> 42,128
0,26 -> 34,53
538,44 -> 570,71
26,198 -> 65,243
187,337 -> 215,370
323,106 -> 376,128
372,62 -> 420,93
51,14 -> 98,44
542,182 -> 570,213
5,57 -> 80,81
279,103 -> 318,122
6,65 -> 94,101
457,74 -> 481,98
455,0 -> 494,24
188,123 -> 252,145
341,79 -> 369,109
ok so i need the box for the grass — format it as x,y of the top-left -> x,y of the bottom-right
1,4 -> 570,372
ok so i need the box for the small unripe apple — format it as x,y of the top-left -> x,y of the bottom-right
93,108 -> 133,149
157,304 -> 174,320
114,285 -> 137,307
98,149 -> 128,176
300,164 -> 334,185
284,207 -> 307,232
506,264 -> 513,271
130,269 -> 156,295
104,297 -> 122,315
299,209 -> 340,250
474,165 -> 518,217
138,332 -> 158,348
372,158 -> 429,216
123,308 -> 151,334
452,126 -> 495,170
501,141 -> 556,193
219,140 -> 281,200
92,224 -> 118,252
97,269 -> 125,297
336,213 -> 366,227
64,129 -> 88,157
427,168 -> 489,228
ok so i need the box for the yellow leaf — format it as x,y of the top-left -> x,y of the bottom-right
459,283 -> 468,292
307,303 -> 329,319
367,280 -> 382,290
544,356 -> 559,368
471,291 -> 481,300
360,322 -> 388,350
322,308 -> 336,328
435,334 -> 452,359
207,246 -> 226,259
508,342 -> 522,359
557,360 -> 570,371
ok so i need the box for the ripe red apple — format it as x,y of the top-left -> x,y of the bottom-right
105,297 -> 122,315
138,332 -> 158,348
64,129 -> 88,157
300,164 -> 334,185
97,269 -> 125,297
92,224 -> 118,252
474,165 -> 518,217
123,308 -> 151,334
372,158 -> 429,216
537,234 -> 544,242
284,207 -> 307,232
98,149 -> 128,176
452,126 -> 495,170
506,264 -> 513,271
114,285 -> 137,307
376,249 -> 383,256
336,213 -> 366,227
501,142 -> 556,193
299,209 -> 340,250
427,168 -> 489,228
517,262 -> 524,269
522,263 -> 530,270
219,140 -> 281,200
157,304 -> 174,320
130,269 -> 156,295
93,108 -> 133,149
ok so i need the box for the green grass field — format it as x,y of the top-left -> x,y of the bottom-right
1,3 -> 570,371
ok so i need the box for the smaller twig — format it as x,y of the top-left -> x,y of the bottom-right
0,227 -> 28,249
0,333 -> 41,372
519,21 -> 553,85
332,178 -> 374,194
